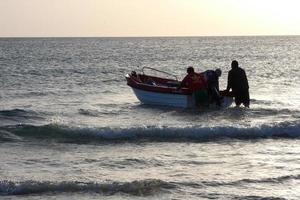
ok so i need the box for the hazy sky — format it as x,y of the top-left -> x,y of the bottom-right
1,0 -> 300,37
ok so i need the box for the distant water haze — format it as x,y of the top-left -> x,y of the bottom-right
1,0 -> 300,37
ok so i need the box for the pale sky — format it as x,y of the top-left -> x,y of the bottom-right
1,0 -> 300,37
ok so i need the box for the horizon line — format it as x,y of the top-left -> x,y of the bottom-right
0,34 -> 300,39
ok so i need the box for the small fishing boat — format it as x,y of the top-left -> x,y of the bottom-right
126,67 -> 233,108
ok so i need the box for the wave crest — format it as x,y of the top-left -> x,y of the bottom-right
199,174 -> 300,187
1,121 -> 300,143
0,179 -> 174,196
0,109 -> 30,117
0,109 -> 43,126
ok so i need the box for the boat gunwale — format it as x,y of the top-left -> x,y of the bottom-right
126,73 -> 192,95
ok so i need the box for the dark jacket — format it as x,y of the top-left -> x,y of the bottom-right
204,70 -> 219,91
227,67 -> 249,92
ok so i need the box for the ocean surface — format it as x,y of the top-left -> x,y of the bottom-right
1,36 -> 300,199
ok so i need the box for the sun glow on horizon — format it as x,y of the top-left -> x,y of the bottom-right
225,0 -> 300,33
1,0 -> 300,37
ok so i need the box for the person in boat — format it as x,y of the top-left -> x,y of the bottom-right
225,60 -> 250,108
203,68 -> 222,106
178,66 -> 209,107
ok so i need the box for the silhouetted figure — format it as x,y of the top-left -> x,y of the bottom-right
226,60 -> 250,107
203,68 -> 222,106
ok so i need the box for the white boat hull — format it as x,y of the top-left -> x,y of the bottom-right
126,72 -> 233,108
132,88 -> 194,108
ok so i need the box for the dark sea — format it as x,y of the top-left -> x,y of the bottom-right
1,36 -> 300,200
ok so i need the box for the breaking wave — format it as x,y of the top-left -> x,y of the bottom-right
0,109 -> 43,120
0,109 -> 32,117
0,179 -> 174,196
1,121 -> 300,143
197,174 -> 300,187
1,174 -> 297,196
0,129 -> 22,142
0,109 -> 45,127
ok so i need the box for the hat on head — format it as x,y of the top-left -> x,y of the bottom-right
215,68 -> 222,77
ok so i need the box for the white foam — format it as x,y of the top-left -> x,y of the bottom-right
6,120 -> 300,142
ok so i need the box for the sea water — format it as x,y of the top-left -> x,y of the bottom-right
0,37 -> 300,199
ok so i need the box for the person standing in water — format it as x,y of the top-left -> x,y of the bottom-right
203,68 -> 222,106
225,60 -> 250,107
178,67 -> 209,107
